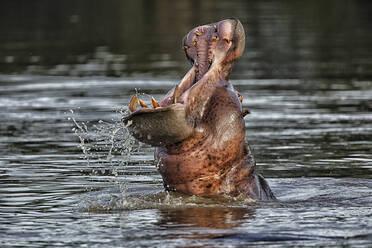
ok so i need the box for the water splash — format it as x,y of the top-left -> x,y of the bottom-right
68,107 -> 137,190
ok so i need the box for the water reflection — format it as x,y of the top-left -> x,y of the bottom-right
158,207 -> 254,229
0,76 -> 371,247
1,0 -> 372,78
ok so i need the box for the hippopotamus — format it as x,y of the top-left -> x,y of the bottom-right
123,19 -> 275,200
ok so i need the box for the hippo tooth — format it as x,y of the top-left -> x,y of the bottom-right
151,97 -> 159,108
174,85 -> 180,104
195,30 -> 202,36
192,41 -> 197,47
214,25 -> 217,32
183,45 -> 189,50
139,99 -> 148,108
212,36 -> 218,41
129,94 -> 138,112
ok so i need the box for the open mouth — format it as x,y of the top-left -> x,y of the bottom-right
184,25 -> 217,82
126,19 -> 241,112
122,19 -> 244,146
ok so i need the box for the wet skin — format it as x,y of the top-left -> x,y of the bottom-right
123,19 -> 275,200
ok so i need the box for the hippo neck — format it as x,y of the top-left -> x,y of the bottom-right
164,128 -> 207,153
156,139 -> 257,196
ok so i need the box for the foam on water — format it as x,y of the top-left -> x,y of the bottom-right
78,186 -> 258,213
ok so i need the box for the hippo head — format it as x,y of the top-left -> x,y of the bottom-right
123,19 -> 245,146
123,19 -> 274,199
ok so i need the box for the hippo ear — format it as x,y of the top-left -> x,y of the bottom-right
123,104 -> 194,146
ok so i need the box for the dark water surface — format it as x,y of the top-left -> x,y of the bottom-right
1,0 -> 372,247
0,76 -> 371,247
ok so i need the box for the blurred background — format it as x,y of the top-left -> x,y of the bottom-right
1,0 -> 372,79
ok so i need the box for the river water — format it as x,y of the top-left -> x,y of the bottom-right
1,0 -> 372,247
0,75 -> 371,247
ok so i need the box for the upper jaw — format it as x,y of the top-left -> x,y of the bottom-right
183,18 -> 245,81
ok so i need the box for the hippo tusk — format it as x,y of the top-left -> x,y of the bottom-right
174,85 -> 180,104
139,99 -> 148,108
151,97 -> 159,108
129,94 -> 138,112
